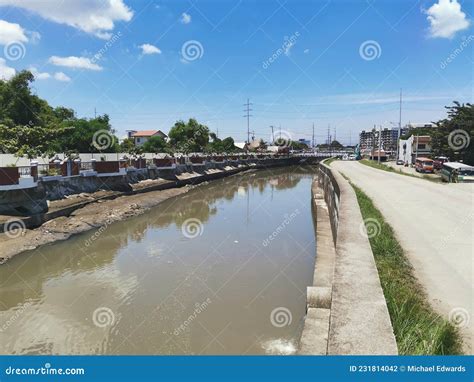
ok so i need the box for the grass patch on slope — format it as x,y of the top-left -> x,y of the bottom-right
350,182 -> 462,354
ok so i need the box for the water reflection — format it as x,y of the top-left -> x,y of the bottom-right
0,166 -> 316,355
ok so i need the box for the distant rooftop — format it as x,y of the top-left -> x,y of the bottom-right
131,130 -> 166,137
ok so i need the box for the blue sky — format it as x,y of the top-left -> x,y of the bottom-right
0,0 -> 472,144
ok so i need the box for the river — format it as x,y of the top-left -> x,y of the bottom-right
0,166 -> 316,355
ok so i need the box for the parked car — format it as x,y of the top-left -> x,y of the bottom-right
433,156 -> 449,171
415,157 -> 434,173
396,159 -> 404,165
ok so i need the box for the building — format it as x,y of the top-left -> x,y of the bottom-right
359,128 -> 397,153
398,135 -> 432,164
126,130 -> 167,147
298,138 -> 311,147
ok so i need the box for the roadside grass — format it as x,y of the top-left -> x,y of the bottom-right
359,159 -> 441,183
324,157 -> 338,166
349,181 -> 462,355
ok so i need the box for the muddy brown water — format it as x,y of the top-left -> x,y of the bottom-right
0,167 -> 317,355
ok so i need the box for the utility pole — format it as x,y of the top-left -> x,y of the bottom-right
396,88 -> 402,161
243,99 -> 253,144
94,107 -> 97,118
216,127 -> 219,139
372,125 -> 376,160
270,125 -> 275,144
279,125 -> 282,140
312,123 -> 315,150
378,125 -> 382,164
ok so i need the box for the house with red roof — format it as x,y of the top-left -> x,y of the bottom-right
126,130 -> 168,147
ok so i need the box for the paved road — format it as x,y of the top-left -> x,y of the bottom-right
333,161 -> 473,351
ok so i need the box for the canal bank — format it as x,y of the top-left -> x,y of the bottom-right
0,158 -> 306,263
299,160 -> 398,355
0,167 -> 317,355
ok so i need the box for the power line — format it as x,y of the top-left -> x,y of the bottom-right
243,98 -> 253,143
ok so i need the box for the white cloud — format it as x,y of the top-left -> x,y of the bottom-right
139,43 -> 161,55
425,0 -> 470,39
180,12 -> 191,24
54,72 -> 71,82
0,58 -> 15,80
49,55 -> 103,70
0,19 -> 28,45
304,48 -> 310,54
0,0 -> 133,39
29,67 -> 51,80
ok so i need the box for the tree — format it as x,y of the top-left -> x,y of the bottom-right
120,138 -> 137,153
58,114 -> 119,153
168,118 -> 209,153
288,141 -> 308,150
206,134 -> 236,153
432,102 -> 474,165
0,123 -> 71,159
142,135 -> 169,153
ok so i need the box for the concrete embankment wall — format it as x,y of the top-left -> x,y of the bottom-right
0,157 -> 302,232
299,161 -> 398,355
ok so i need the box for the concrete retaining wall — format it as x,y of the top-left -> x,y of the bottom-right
299,161 -> 398,355
0,157 -> 304,232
